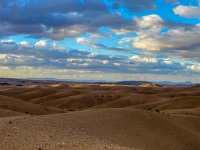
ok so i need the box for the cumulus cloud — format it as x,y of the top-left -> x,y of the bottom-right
124,14 -> 200,62
132,14 -> 167,50
187,64 -> 200,72
0,0 -> 133,40
130,55 -> 158,63
173,5 -> 200,18
134,14 -> 164,29
19,41 -> 33,47
133,23 -> 200,51
76,37 -> 93,45
35,40 -> 48,47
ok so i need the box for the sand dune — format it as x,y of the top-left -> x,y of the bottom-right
30,89 -> 83,104
13,88 -> 60,101
0,82 -> 200,149
1,84 -> 200,116
0,108 -> 200,150
40,91 -> 126,110
0,95 -> 62,116
139,83 -> 162,88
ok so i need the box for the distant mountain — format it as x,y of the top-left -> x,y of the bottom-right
115,80 -> 196,86
155,81 -> 194,85
0,78 -> 197,86
115,81 -> 151,86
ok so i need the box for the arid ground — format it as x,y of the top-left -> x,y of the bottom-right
0,80 -> 200,150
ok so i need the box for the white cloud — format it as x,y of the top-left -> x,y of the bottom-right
101,60 -> 109,64
76,37 -> 92,45
130,55 -> 158,63
44,25 -> 91,40
20,41 -> 29,45
0,54 -> 7,59
35,40 -> 48,47
0,39 -> 14,43
134,14 -> 163,29
134,37 -> 170,51
129,14 -> 200,52
133,14 -> 200,51
132,14 -> 168,51
66,58 -> 77,63
19,41 -> 33,47
162,59 -> 173,65
113,63 -> 121,66
187,64 -> 200,72
118,37 -> 134,45
112,29 -> 131,35
173,5 -> 200,18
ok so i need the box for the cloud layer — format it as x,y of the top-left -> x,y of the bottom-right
0,0 -> 200,82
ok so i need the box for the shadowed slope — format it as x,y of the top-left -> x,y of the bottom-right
0,95 -> 62,116
0,109 -> 24,117
39,91 -> 126,110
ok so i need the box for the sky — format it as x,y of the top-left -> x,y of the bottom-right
0,0 -> 200,82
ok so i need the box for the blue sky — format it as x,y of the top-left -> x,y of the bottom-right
0,0 -> 200,82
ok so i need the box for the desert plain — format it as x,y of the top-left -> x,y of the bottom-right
0,79 -> 200,150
